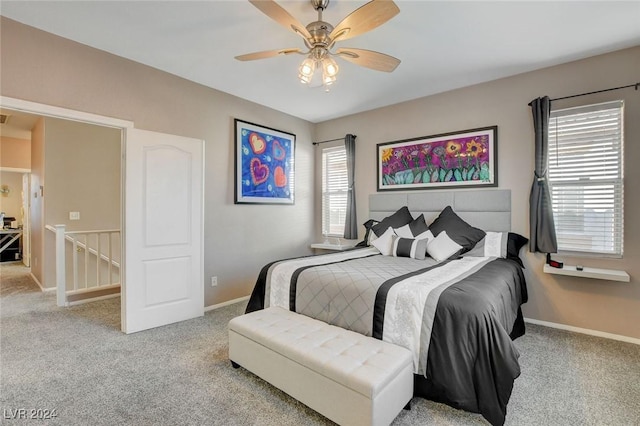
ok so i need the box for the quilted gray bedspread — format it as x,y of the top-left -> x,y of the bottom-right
267,248 -> 427,336
245,247 -> 528,426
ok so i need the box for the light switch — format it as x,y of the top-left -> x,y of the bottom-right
69,211 -> 80,220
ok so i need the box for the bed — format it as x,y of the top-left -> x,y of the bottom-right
246,189 -> 528,426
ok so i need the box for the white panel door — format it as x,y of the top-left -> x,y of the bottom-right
123,128 -> 204,334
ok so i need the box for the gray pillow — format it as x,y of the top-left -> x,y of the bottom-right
391,235 -> 429,260
428,206 -> 485,253
399,213 -> 429,237
371,206 -> 413,237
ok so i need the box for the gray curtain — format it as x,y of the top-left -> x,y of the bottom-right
529,96 -> 558,253
343,134 -> 357,239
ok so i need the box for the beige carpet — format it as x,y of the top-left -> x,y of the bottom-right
0,261 -> 40,297
1,262 -> 639,425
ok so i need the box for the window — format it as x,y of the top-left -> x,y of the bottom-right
548,100 -> 624,256
322,146 -> 348,237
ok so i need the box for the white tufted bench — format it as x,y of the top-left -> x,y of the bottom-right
228,307 -> 414,426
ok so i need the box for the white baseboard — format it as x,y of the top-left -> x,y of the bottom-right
524,317 -> 640,345
66,293 -> 120,306
204,295 -> 250,312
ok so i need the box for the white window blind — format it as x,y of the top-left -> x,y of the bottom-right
548,100 -> 624,256
322,146 -> 348,236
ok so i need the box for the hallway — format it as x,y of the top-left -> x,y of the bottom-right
0,261 -> 39,297
0,260 -> 120,325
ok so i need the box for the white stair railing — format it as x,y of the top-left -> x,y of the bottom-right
46,224 -> 121,307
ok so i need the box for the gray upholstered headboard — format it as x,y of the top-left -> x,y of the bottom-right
369,189 -> 511,232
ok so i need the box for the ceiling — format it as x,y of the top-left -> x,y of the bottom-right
1,1 -> 640,123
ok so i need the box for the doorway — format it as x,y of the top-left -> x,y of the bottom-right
0,109 -> 35,268
1,96 -> 204,334
1,107 -> 122,291
0,170 -> 29,265
1,99 -> 128,329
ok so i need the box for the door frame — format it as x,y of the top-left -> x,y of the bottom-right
0,95 -> 134,326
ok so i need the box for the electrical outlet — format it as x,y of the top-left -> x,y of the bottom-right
69,211 -> 80,220
211,276 -> 218,287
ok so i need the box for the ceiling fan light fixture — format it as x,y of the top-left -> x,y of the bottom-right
322,56 -> 339,77
322,72 -> 336,86
298,57 -> 316,84
299,73 -> 313,84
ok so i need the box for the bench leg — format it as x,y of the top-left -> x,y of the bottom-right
230,360 -> 240,369
403,401 -> 411,411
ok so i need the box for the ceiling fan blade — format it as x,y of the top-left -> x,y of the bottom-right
329,0 -> 400,43
235,48 -> 303,61
249,0 -> 312,40
335,48 -> 400,72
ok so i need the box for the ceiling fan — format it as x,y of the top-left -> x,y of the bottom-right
235,0 -> 401,89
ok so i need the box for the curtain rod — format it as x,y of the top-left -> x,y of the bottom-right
550,82 -> 639,102
312,137 -> 344,146
313,135 -> 361,146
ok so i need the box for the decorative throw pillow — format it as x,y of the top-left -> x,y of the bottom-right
507,232 -> 529,267
371,227 -> 396,256
426,231 -> 463,262
357,219 -> 379,247
391,235 -> 430,260
394,214 -> 429,239
428,206 -> 485,253
371,206 -> 413,237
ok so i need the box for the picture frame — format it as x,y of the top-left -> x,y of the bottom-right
234,119 -> 295,204
377,126 -> 498,191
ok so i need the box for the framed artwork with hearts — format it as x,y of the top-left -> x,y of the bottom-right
234,119 -> 296,204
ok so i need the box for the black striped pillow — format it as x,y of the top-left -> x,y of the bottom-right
391,235 -> 429,260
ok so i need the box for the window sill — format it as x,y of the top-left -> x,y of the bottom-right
311,242 -> 357,252
543,264 -> 630,282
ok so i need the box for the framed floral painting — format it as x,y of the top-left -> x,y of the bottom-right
376,126 -> 498,191
234,119 -> 295,204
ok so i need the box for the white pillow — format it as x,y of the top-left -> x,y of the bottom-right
371,227 -> 396,256
427,231 -> 463,262
368,231 -> 379,245
393,223 -> 415,239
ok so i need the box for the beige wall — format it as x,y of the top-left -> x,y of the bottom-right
1,17 -> 315,304
42,118 -> 121,289
0,136 -> 31,169
0,171 -> 24,221
314,46 -> 640,340
43,118 -> 121,231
